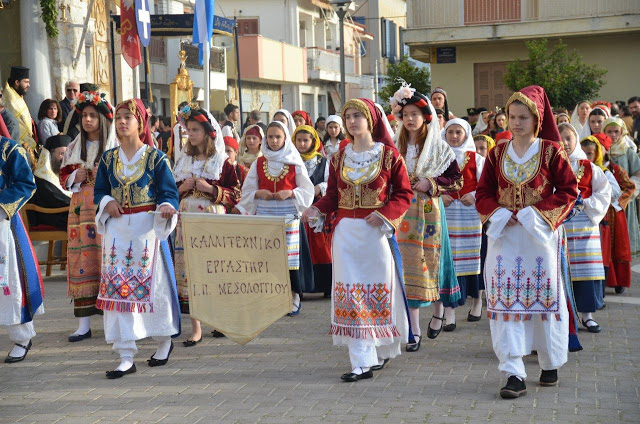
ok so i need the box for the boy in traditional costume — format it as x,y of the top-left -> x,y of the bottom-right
94,99 -> 180,379
0,136 -> 43,363
302,98 -> 413,382
476,86 -> 578,398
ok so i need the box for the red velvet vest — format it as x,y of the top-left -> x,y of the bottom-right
256,156 -> 297,192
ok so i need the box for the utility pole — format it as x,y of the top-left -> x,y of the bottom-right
331,1 -> 352,108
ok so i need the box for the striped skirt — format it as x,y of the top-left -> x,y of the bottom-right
256,199 -> 300,270
444,200 -> 482,277
565,211 -> 605,281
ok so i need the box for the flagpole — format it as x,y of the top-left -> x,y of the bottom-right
204,40 -> 210,111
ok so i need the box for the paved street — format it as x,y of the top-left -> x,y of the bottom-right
1,254 -> 639,424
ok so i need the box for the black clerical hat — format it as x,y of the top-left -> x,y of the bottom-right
44,134 -> 72,152
10,66 -> 29,81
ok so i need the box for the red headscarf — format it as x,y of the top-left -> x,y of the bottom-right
115,98 -> 155,147
592,132 -> 612,151
506,85 -> 561,142
495,131 -> 513,143
292,110 -> 313,127
223,136 -> 239,151
341,98 -> 395,149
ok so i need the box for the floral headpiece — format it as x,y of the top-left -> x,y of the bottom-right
179,104 -> 216,138
389,79 -> 432,122
73,91 -> 114,122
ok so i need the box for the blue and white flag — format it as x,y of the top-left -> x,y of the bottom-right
193,0 -> 214,66
134,0 -> 151,47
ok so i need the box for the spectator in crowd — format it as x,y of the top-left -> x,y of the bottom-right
3,66 -> 37,164
59,80 -> 79,130
37,99 -> 62,145
157,116 -> 172,154
315,116 -> 326,140
247,109 -> 266,133
222,103 -> 240,139
628,96 -> 640,147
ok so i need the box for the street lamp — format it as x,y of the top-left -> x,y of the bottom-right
330,1 -> 352,108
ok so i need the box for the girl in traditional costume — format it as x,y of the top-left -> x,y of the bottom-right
581,134 -> 634,294
173,106 -> 240,346
238,125 -> 264,169
273,109 -> 296,136
558,123 -> 611,334
390,85 -> 462,352
604,117 -> 640,258
235,121 -> 315,315
293,125 -> 332,297
60,91 -> 118,341
223,136 -> 248,185
323,115 -> 346,158
302,98 -> 413,382
1,137 -> 43,363
474,134 -> 495,158
292,110 -> 313,128
476,85 -> 578,399
578,107 -> 609,141
94,99 -> 180,379
441,118 -> 485,322
570,101 -> 592,135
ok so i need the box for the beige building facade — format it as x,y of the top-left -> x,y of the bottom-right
404,0 -> 640,116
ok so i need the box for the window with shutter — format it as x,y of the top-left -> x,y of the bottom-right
238,18 -> 259,36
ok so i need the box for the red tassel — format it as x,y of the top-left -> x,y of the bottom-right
3,286 -> 10,296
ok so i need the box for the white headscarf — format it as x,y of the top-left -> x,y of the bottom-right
325,115 -> 344,132
274,109 -> 296,136
558,123 -> 586,169
571,101 -> 591,135
442,118 -> 475,167
261,121 -> 305,169
175,110 -> 228,182
390,86 -> 455,179
62,121 -> 118,168
472,111 -> 489,135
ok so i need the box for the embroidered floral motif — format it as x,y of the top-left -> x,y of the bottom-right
333,282 -> 393,328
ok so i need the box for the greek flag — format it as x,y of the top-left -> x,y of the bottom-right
193,0 -> 214,65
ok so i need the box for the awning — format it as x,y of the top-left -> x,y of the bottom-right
111,14 -> 235,37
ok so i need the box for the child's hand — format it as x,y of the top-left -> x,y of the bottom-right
273,190 -> 293,201
255,189 -> 274,200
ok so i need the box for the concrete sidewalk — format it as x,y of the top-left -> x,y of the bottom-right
1,261 -> 639,424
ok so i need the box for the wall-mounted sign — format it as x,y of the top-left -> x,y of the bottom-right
436,47 -> 456,64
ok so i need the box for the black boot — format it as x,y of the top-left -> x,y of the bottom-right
500,375 -> 527,399
539,369 -> 558,386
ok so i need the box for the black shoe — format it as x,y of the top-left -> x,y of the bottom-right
531,350 -> 538,355
106,364 -> 137,379
539,369 -> 558,386
500,376 -> 527,399
323,292 -> 331,299
405,335 -> 421,352
426,315 -> 444,339
147,342 -> 174,367
467,310 -> 482,322
211,330 -> 226,338
615,287 -> 625,294
182,337 -> 202,347
371,358 -> 389,371
581,319 -> 601,333
443,322 -> 457,332
68,329 -> 92,343
341,369 -> 373,382
4,341 -> 32,363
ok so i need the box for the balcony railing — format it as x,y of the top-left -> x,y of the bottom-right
407,0 -> 639,28
180,42 -> 226,73
307,47 -> 355,76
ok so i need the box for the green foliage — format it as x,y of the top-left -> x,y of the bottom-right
40,0 -> 59,38
503,39 -> 606,110
378,58 -> 431,111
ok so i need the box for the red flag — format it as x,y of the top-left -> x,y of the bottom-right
120,0 -> 142,69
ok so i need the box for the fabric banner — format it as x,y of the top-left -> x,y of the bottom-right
180,214 -> 292,345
